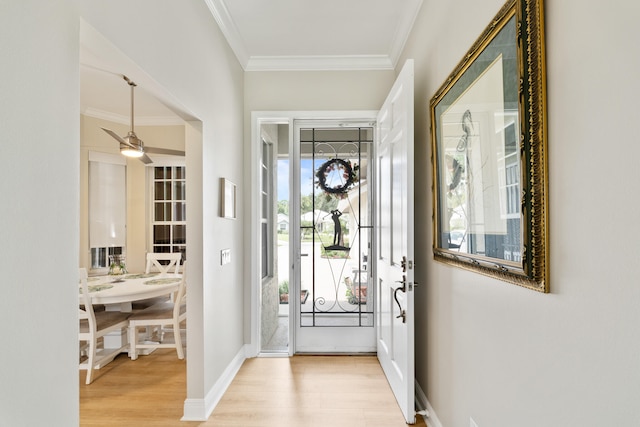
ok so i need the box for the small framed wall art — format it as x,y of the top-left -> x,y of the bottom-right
220,178 -> 237,219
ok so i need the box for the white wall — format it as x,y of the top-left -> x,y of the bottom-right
80,0 -> 245,416
399,1 -> 640,426
1,1 -> 244,424
0,1 -> 80,425
245,70 -> 396,111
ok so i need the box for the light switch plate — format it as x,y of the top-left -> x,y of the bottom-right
221,249 -> 231,265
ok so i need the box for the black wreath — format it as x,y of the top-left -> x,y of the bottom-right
315,158 -> 356,195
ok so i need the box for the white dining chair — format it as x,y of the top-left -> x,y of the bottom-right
145,252 -> 182,276
133,252 -> 183,311
78,268 -> 130,384
128,263 -> 187,360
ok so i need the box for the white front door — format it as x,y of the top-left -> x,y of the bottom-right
376,59 -> 415,424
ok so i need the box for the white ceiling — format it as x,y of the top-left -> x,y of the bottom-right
206,0 -> 424,71
81,0 -> 423,123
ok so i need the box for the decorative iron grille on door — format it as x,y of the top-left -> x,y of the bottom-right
299,128 -> 373,327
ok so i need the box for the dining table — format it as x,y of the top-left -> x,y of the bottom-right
81,272 -> 182,312
80,272 -> 183,356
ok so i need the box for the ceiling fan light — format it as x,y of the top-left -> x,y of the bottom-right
120,144 -> 144,158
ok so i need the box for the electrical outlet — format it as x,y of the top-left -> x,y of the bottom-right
470,417 -> 479,427
221,249 -> 231,265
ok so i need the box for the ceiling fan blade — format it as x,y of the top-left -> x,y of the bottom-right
101,127 -> 134,148
139,153 -> 153,164
145,147 -> 186,156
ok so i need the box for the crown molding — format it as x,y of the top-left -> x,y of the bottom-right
245,55 -> 394,72
204,0 -> 423,72
388,0 -> 424,67
203,0 -> 249,68
82,107 -> 184,126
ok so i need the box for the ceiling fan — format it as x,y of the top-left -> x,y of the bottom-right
101,75 -> 184,164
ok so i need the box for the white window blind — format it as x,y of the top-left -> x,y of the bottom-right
89,152 -> 126,249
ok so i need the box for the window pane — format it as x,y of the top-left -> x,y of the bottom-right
262,165 -> 268,193
155,166 -> 172,179
90,246 -> 123,269
155,182 -> 171,201
90,247 -> 106,269
262,143 -> 269,167
174,202 -> 186,221
153,245 -> 171,253
155,202 -> 171,221
174,181 -> 185,201
261,222 -> 268,278
154,225 -> 171,244
108,247 -> 123,256
154,167 -> 165,179
174,246 -> 187,261
262,193 -> 268,219
173,225 -> 186,244
175,167 -> 184,179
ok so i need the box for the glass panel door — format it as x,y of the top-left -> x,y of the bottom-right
295,125 -> 376,352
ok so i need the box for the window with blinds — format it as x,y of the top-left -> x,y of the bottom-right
88,152 -> 126,272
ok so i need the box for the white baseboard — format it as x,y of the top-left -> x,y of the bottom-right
181,345 -> 249,421
415,380 -> 443,427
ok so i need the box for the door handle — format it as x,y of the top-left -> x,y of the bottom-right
394,275 -> 407,323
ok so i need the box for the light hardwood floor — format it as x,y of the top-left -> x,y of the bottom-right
80,349 -> 428,426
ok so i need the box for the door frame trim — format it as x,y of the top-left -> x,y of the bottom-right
249,111 -> 378,357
